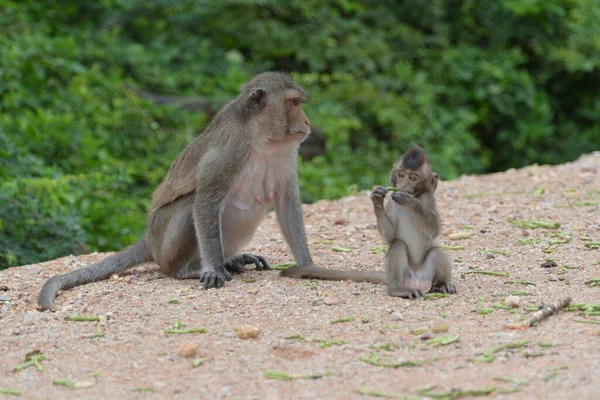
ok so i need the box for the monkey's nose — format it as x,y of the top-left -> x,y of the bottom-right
305,119 -> 310,126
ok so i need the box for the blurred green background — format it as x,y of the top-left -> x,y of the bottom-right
1,0 -> 599,269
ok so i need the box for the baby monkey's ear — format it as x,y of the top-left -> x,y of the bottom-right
430,172 -> 439,192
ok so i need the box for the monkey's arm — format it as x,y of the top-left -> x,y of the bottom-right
274,169 -> 314,267
391,191 -> 441,238
371,186 -> 396,242
193,149 -> 245,288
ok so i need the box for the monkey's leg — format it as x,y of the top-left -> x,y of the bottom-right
386,240 -> 425,299
224,254 -> 271,274
172,255 -> 203,279
424,247 -> 456,294
148,194 -> 232,287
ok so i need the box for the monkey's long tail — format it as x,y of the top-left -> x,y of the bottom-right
280,265 -> 386,284
37,239 -> 152,311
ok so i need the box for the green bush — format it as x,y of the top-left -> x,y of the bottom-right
1,0 -> 599,268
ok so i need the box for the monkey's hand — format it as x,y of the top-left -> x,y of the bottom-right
199,267 -> 232,290
370,186 -> 388,209
225,253 -> 271,274
391,190 -> 416,206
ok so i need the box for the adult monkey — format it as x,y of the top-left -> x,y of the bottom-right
38,72 -> 316,310
281,146 -> 456,299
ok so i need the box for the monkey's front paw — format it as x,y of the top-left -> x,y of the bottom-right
370,186 -> 388,208
240,253 -> 271,271
391,190 -> 413,205
200,268 -> 232,289
224,259 -> 246,274
388,288 -> 424,299
435,283 -> 456,294
225,254 -> 271,273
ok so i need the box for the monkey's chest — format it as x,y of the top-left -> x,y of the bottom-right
396,212 -> 431,265
228,162 -> 282,211
221,159 -> 288,259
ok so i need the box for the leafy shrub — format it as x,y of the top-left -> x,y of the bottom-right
1,0 -> 599,268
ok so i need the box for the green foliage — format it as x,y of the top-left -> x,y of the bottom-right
1,0 -> 599,268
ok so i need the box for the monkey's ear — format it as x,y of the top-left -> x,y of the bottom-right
430,173 -> 439,192
248,88 -> 267,110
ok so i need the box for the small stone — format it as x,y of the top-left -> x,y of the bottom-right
177,342 -> 201,358
448,232 -> 473,240
0,294 -> 11,302
485,253 -> 495,260
310,299 -> 322,306
541,261 -> 557,268
237,325 -> 259,340
323,297 -> 342,306
431,324 -> 449,333
505,296 -> 520,308
23,266 -> 42,275
391,312 -> 403,321
521,230 -> 530,237
549,275 -> 558,282
110,274 -> 119,280
420,333 -> 433,341
334,217 -> 345,225
73,381 -> 94,389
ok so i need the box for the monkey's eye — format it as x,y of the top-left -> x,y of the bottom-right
291,98 -> 301,106
409,175 -> 418,182
397,172 -> 405,179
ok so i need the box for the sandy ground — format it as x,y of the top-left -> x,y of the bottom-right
1,152 -> 599,400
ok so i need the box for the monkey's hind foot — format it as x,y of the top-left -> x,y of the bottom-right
200,267 -> 232,290
225,254 -> 271,274
388,288 -> 424,300
433,283 -> 456,294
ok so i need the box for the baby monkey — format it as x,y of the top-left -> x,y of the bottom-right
281,146 -> 456,299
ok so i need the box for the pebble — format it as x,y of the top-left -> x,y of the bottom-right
431,324 -> 449,333
505,295 -> 520,308
310,299 -> 322,306
237,325 -> 259,340
177,342 -> 201,358
334,217 -> 345,225
391,312 -> 403,321
323,297 -> 342,306
541,261 -> 558,268
0,295 -> 11,302
549,276 -> 559,282
485,253 -> 495,260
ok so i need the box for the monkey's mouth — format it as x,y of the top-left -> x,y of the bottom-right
292,129 -> 310,136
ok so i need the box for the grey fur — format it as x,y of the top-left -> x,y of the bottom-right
281,149 -> 456,298
37,240 -> 151,310
38,71 -> 316,310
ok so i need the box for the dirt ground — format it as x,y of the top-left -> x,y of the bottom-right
1,152 -> 599,400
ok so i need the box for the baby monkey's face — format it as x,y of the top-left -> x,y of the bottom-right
393,168 -> 422,195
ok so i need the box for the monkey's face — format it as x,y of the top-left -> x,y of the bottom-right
285,89 -> 311,140
393,168 -> 422,195
392,166 -> 439,196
